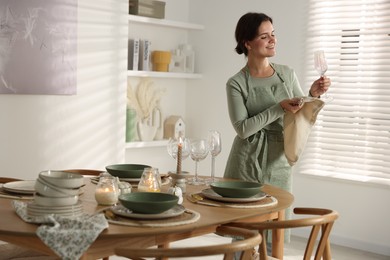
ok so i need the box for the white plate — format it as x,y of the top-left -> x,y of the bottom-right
27,201 -> 83,216
201,188 -> 267,203
3,180 -> 36,195
111,204 -> 185,220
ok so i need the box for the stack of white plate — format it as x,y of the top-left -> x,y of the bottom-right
27,201 -> 83,217
31,170 -> 84,217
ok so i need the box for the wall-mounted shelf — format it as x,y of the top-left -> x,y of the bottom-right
127,70 -> 202,79
128,15 -> 204,30
126,140 -> 169,149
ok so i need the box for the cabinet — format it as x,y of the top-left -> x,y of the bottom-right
126,14 -> 204,148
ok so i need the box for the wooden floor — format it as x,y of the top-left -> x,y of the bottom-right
111,233 -> 389,260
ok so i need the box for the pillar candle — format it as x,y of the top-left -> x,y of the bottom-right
176,141 -> 182,174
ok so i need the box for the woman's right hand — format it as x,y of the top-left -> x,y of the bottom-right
280,97 -> 304,113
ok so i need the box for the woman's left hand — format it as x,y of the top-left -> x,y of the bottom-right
309,76 -> 331,97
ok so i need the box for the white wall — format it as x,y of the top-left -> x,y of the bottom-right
187,0 -> 390,256
0,0 -> 128,178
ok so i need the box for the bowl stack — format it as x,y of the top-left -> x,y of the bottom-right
29,171 -> 84,217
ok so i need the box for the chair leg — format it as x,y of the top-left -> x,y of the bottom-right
323,239 -> 332,260
259,230 -> 268,260
158,243 -> 169,260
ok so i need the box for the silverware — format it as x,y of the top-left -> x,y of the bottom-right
187,194 -> 221,207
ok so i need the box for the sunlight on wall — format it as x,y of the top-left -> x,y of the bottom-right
0,0 -> 128,178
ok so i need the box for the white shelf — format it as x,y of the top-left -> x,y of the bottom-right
126,140 -> 169,149
128,15 -> 204,30
127,70 -> 202,79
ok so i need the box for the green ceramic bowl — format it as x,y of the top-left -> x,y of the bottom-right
210,181 -> 263,198
105,164 -> 151,179
118,192 -> 179,214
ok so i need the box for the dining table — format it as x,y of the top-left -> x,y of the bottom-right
0,175 -> 294,260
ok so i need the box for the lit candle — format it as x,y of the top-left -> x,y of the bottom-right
95,186 -> 118,205
176,138 -> 182,174
137,168 -> 161,192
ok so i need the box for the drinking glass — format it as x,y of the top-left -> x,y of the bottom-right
188,139 -> 209,185
206,130 -> 221,184
314,50 -> 333,102
167,137 -> 190,173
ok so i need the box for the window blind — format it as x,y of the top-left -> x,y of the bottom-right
296,0 -> 390,186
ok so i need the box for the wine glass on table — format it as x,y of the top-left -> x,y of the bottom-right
314,50 -> 333,102
188,139 -> 209,185
167,137 -> 190,173
206,130 -> 221,184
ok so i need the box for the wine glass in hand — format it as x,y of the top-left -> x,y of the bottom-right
206,130 -> 221,184
188,139 -> 209,185
314,50 -> 333,102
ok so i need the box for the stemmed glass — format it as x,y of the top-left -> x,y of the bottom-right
188,139 -> 209,185
313,50 -> 333,102
206,130 -> 221,184
167,137 -> 190,173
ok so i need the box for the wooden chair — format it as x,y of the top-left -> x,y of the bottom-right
228,207 -> 339,260
62,169 -> 105,176
114,225 -> 262,260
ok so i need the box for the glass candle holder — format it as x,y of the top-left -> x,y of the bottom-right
137,167 -> 162,192
95,174 -> 119,205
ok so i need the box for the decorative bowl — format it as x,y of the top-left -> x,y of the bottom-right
105,164 -> 151,179
35,178 -> 79,197
39,170 -> 84,189
118,192 -> 178,214
210,181 -> 263,198
33,193 -> 79,207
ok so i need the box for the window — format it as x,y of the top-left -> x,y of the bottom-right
296,0 -> 390,187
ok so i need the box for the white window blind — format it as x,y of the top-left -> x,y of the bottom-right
296,0 -> 390,187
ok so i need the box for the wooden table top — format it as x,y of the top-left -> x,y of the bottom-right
0,177 -> 294,259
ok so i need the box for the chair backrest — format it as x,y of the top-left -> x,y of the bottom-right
229,207 -> 339,260
114,225 -> 261,260
62,169 -> 104,176
0,177 -> 22,184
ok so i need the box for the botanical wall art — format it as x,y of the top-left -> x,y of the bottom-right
0,0 -> 77,95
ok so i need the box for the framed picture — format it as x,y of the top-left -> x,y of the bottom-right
0,0 -> 77,95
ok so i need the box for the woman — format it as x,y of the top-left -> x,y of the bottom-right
224,12 -> 330,246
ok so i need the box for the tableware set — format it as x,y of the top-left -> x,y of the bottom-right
209,181 -> 263,198
28,170 -> 85,217
118,192 -> 179,214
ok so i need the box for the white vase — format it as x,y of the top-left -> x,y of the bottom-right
137,121 -> 157,141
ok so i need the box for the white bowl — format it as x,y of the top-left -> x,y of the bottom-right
39,170 -> 84,188
35,178 -> 79,197
34,193 -> 79,207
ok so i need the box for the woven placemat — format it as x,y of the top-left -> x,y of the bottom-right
188,193 -> 278,209
102,208 -> 200,227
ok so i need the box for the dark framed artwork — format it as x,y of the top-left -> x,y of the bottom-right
0,0 -> 77,95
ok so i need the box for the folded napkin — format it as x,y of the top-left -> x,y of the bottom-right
283,99 -> 325,166
12,200 -> 109,260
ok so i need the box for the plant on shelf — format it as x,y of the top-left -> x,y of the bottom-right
127,78 -> 165,142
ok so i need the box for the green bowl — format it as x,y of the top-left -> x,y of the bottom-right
210,181 -> 263,198
118,192 -> 179,214
105,164 -> 151,178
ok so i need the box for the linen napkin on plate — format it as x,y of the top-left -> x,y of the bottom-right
283,99 -> 325,166
12,200 -> 109,260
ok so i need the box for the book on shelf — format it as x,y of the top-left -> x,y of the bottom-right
139,39 -> 151,71
128,38 -> 140,71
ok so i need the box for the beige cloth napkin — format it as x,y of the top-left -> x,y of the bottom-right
12,200 -> 108,260
283,99 -> 325,166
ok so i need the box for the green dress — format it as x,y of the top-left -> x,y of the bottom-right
224,63 -> 305,242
